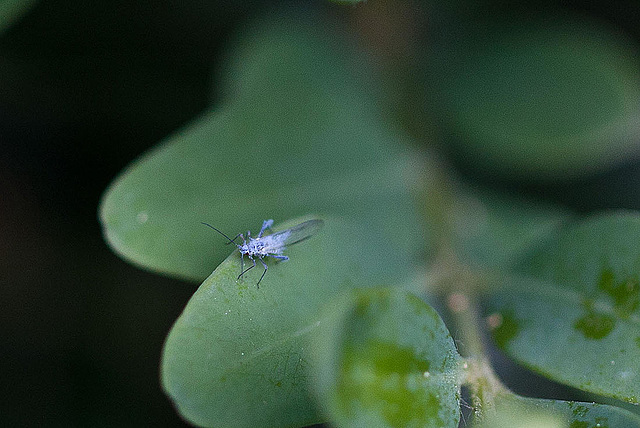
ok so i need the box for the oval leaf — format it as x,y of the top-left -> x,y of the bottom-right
312,287 -> 462,428
486,212 -> 640,403
161,217 -> 416,427
475,393 -> 640,428
430,16 -> 640,179
419,159 -> 570,272
99,12 -> 423,282
449,184 -> 571,271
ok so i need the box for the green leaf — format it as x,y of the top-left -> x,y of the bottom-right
430,15 -> 640,179
161,217 -> 417,427
449,184 -> 571,271
99,11 -> 423,282
312,287 -> 462,428
418,158 -> 571,272
0,0 -> 37,33
474,393 -> 640,428
486,212 -> 640,404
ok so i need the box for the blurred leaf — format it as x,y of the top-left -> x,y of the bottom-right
449,184 -> 571,271
312,287 -> 462,428
430,15 -> 640,180
418,157 -> 571,271
99,11 -> 423,282
0,0 -> 37,33
162,217 -> 415,427
474,393 -> 640,428
416,154 -> 571,273
486,212 -> 640,404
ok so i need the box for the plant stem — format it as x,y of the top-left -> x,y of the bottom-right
433,253 -> 510,420
421,161 -> 511,419
449,291 -> 508,418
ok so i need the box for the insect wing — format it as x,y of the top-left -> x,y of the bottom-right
267,219 -> 324,247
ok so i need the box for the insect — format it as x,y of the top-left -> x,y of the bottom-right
201,219 -> 324,288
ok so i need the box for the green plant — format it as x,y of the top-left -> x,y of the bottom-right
99,6 -> 640,428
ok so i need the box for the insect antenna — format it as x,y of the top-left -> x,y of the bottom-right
201,222 -> 238,244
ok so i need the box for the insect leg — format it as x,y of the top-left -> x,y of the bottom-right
225,233 -> 243,245
257,219 -> 274,238
238,256 -> 256,280
257,257 -> 268,288
270,255 -> 289,262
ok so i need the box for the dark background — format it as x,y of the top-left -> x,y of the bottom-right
0,1 -> 252,425
3,0 -> 640,426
